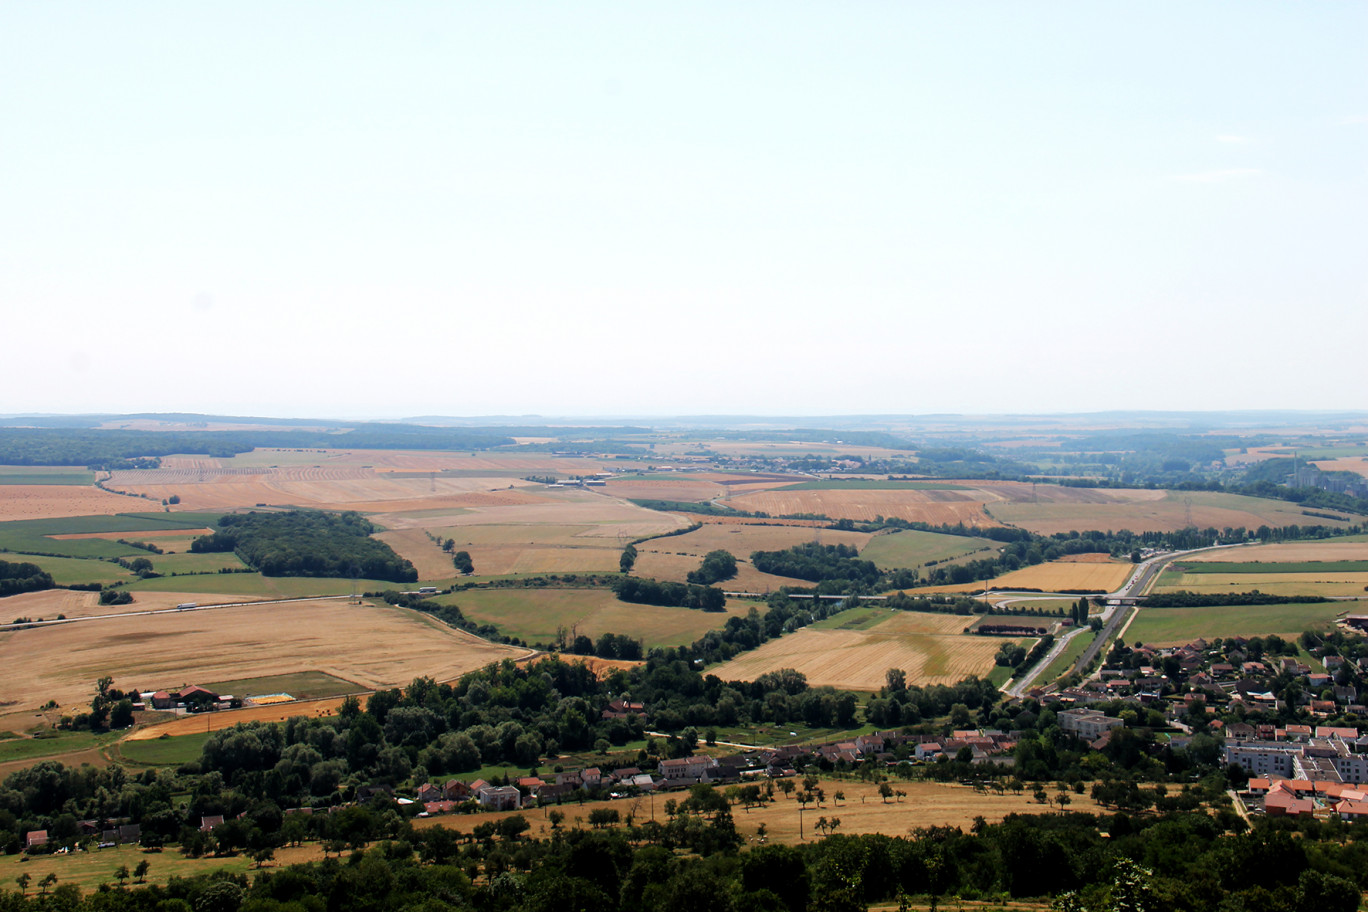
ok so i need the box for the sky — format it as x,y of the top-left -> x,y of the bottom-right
2,3 -> 1364,419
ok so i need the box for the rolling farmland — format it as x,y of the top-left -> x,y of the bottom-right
708,610 -> 1006,689
990,489 -> 1356,535
632,522 -> 870,591
0,485 -> 151,522
914,555 -> 1134,594
0,597 -> 529,717
441,587 -> 754,647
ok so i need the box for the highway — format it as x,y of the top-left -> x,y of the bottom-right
1003,543 -> 1247,698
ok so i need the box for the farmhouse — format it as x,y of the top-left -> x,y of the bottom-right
659,756 -> 719,781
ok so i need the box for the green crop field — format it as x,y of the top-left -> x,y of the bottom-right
1125,602 -> 1346,647
201,671 -> 363,700
116,730 -> 213,766
0,729 -> 120,765
776,479 -> 971,491
0,513 -> 221,560
12,554 -> 133,586
861,529 -> 999,570
440,587 -> 754,648
147,552 -> 249,574
1177,560 -> 1368,574
0,469 -> 95,485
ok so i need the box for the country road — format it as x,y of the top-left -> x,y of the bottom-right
1003,542 -> 1251,698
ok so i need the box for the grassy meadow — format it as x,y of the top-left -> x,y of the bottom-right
859,529 -> 1000,570
1125,602 -> 1346,647
440,587 -> 756,648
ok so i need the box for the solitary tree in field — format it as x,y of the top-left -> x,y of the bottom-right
133,860 -> 150,884
15,873 -> 30,896
115,865 -> 130,887
878,782 -> 893,804
39,874 -> 57,897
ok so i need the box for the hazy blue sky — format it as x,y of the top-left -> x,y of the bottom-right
3,3 -> 1364,418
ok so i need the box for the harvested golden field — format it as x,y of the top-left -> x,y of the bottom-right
179,448 -> 627,475
988,489 -> 1353,535
708,620 -> 1003,690
1223,446 -> 1296,466
1154,571 -> 1368,599
630,551 -> 808,592
603,476 -> 726,501
723,487 -> 1001,526
719,480 -> 1159,527
994,559 -> 1133,591
0,485 -> 147,521
912,558 -> 1133,595
374,494 -> 689,576
0,598 -> 529,715
1181,541 -> 1368,562
436,778 -> 1099,845
633,522 -> 872,591
0,588 -> 101,621
374,527 -> 468,579
1313,456 -> 1368,478
107,460 -> 555,514
648,440 -> 916,459
448,588 -> 755,648
126,696 -> 354,740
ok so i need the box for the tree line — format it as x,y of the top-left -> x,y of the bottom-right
192,511 -> 418,582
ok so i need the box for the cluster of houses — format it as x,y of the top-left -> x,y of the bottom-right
1246,775 -> 1368,821
403,730 -> 1027,816
1225,724 -> 1368,820
1041,636 -> 1367,721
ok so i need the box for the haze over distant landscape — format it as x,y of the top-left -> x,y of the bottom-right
2,3 -> 1363,418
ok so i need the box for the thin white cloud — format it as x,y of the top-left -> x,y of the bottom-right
1166,168 -> 1265,183
1339,114 -> 1368,126
1215,134 -> 1251,144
